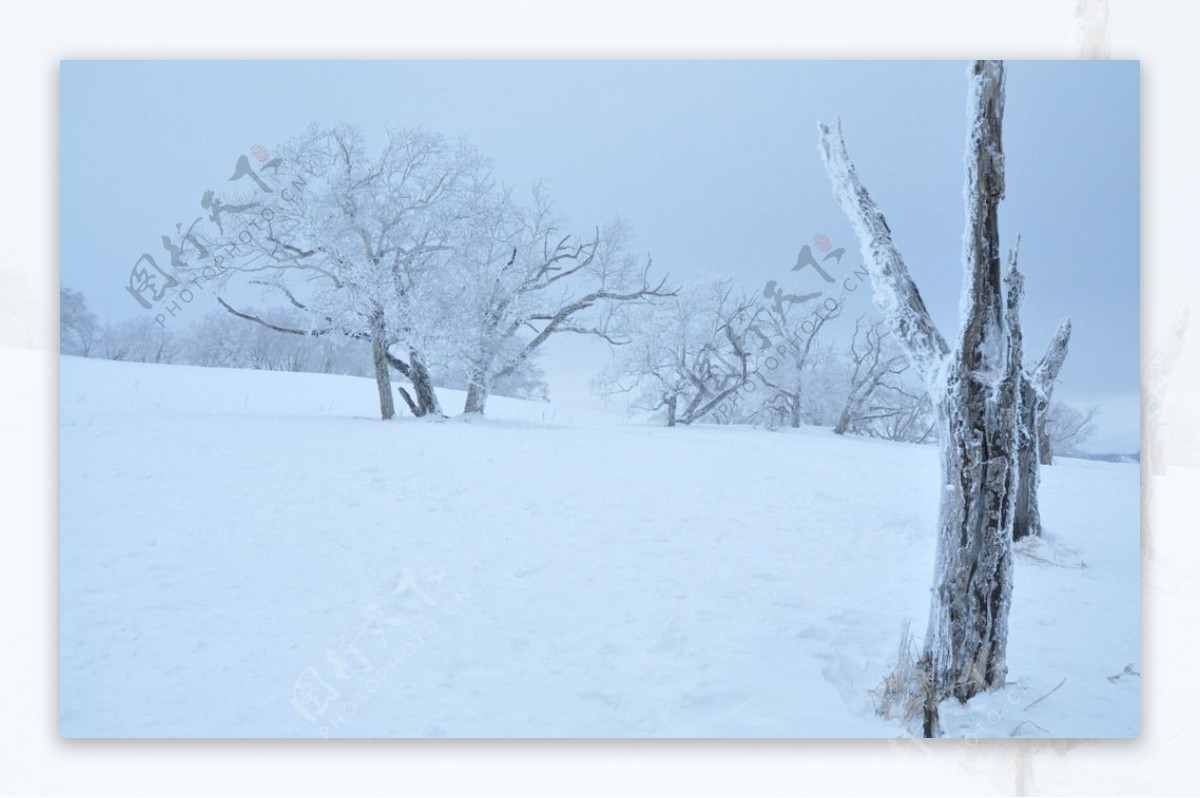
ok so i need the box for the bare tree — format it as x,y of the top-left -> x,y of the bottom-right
820,61 -> 1037,736
834,315 -> 914,436
181,310 -> 250,368
1043,402 -> 1098,456
755,290 -> 840,429
602,280 -> 758,427
450,192 -> 672,416
98,317 -> 177,364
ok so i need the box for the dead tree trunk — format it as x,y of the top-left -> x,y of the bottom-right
1013,375 -> 1040,541
1032,320 -> 1072,466
1014,320 -> 1071,540
821,60 -> 1025,736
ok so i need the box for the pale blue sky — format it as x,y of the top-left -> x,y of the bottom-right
60,60 -> 1139,450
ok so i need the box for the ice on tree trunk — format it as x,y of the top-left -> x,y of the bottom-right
819,60 -> 1035,736
1014,319 -> 1071,540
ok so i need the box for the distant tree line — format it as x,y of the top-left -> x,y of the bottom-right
59,287 -> 550,402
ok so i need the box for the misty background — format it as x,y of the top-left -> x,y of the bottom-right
60,60 -> 1139,451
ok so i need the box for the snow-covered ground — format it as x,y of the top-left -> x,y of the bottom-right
59,356 -> 1139,738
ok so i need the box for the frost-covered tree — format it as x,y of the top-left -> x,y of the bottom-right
60,287 -> 99,356
197,125 -> 484,420
98,316 -> 177,364
755,289 -> 840,429
833,315 -> 917,437
433,354 -> 550,403
601,279 -> 759,427
180,310 -> 251,368
1043,402 -> 1098,457
820,60 -> 1035,736
447,188 -> 671,415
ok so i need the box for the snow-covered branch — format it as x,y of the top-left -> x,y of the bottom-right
817,120 -> 949,386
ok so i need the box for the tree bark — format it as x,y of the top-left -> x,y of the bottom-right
408,351 -> 442,417
665,395 -> 677,427
928,59 -> 1017,708
1031,320 -> 1072,466
834,407 -> 850,435
820,60 -> 1024,734
1014,320 -> 1070,539
396,386 -> 420,417
464,377 -> 489,415
369,309 -> 396,421
1013,376 -> 1041,541
384,349 -> 442,417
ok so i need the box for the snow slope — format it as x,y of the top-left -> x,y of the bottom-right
59,356 -> 1139,738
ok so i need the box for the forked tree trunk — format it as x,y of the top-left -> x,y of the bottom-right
821,60 -> 1027,737
385,349 -> 442,418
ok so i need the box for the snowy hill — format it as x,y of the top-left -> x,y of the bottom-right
59,356 -> 1139,738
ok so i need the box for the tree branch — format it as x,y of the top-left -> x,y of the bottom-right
817,119 -> 949,382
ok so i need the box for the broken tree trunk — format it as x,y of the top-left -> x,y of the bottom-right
1014,319 -> 1071,540
820,60 -> 1024,736
1032,320 -> 1073,466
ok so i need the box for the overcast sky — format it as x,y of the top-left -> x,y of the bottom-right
61,60 -> 1139,450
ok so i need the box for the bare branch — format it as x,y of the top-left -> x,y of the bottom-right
817,119 -> 949,381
